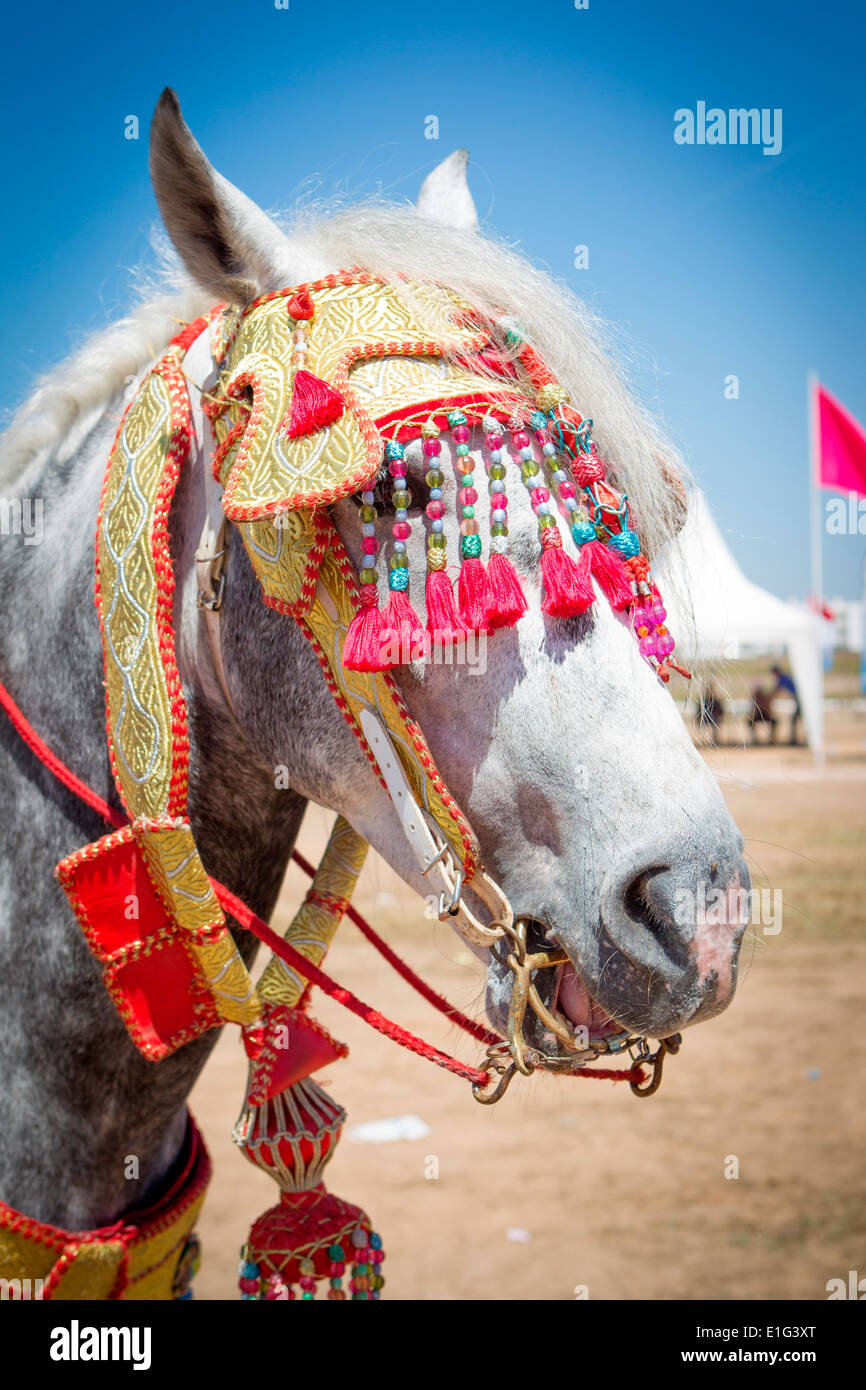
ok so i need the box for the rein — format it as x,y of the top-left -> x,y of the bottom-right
0,674 -> 645,1093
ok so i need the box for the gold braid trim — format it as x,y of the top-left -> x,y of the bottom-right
258,817 -> 368,1006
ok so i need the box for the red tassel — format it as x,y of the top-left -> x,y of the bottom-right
458,557 -> 489,631
379,589 -> 426,666
582,540 -> 633,610
425,569 -> 468,645
342,587 -> 388,672
285,289 -> 315,321
540,543 -> 595,618
484,552 -> 528,629
286,370 -> 344,439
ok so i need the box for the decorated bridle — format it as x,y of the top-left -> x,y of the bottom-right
1,269 -> 689,1300
196,272 -> 688,1089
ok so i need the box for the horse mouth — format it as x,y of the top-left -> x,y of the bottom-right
552,962 -> 625,1041
522,920 -> 627,1051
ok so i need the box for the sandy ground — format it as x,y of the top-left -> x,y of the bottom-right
190,712 -> 866,1300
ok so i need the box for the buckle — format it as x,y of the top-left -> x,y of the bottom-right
197,573 -> 226,612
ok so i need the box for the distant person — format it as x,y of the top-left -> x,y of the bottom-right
696,685 -> 724,746
748,683 -> 776,744
770,664 -> 802,746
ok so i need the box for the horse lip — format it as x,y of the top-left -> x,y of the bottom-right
550,959 -> 628,1042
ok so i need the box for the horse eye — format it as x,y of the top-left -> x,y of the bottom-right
359,459 -> 429,517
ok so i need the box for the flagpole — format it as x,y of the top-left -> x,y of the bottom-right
807,371 -> 825,765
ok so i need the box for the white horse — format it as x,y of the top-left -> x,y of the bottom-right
0,91 -> 748,1245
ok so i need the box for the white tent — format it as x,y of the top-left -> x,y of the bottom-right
653,491 -> 825,754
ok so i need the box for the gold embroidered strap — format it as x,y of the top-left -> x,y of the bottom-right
95,345 -> 260,1028
97,358 -> 185,821
258,816 -> 368,1007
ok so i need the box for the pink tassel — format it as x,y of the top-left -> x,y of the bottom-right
286,370 -> 344,439
458,557 -> 489,631
582,540 -> 633,610
425,569 -> 469,645
540,543 -> 595,618
484,552 -> 528,629
342,587 -> 388,672
379,589 -> 426,665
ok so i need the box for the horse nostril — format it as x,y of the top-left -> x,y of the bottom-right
622,867 -> 672,937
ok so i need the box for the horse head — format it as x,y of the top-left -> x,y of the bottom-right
150,89 -> 749,1066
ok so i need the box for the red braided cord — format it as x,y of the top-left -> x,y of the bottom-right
0,677 -> 645,1088
291,847 -> 499,1047
0,681 -> 125,830
210,880 -> 488,1086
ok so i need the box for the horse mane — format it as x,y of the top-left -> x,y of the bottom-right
0,199 -> 688,557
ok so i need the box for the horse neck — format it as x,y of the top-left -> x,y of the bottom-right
0,359 -> 305,1230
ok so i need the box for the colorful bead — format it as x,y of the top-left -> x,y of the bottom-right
461,533 -> 482,558
572,520 -> 597,545
608,527 -> 640,558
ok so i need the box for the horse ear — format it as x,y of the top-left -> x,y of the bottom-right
149,88 -> 292,304
417,150 -> 479,231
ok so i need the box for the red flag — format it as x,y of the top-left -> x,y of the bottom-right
814,383 -> 866,495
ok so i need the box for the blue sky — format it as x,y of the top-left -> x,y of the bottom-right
3,0 -> 865,597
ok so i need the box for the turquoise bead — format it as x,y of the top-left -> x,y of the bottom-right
384,440 -> 404,461
571,520 -> 597,546
388,567 -> 410,592
447,409 -> 467,427
608,528 -> 640,558
461,534 -> 483,559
